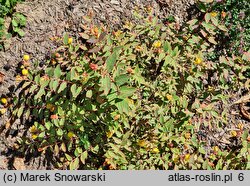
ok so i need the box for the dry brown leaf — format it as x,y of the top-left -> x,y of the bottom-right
0,72 -> 5,83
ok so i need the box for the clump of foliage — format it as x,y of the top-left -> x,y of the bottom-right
198,0 -> 250,58
0,0 -> 26,49
6,0 -> 250,170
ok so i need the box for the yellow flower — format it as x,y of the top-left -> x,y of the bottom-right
153,40 -> 161,48
68,37 -> 73,44
237,123 -> 244,130
0,108 -> 6,114
173,155 -> 179,163
32,134 -> 38,139
194,57 -> 202,65
207,86 -> 214,92
0,98 -> 7,105
184,154 -> 190,161
184,132 -> 191,139
210,12 -> 218,17
231,130 -> 237,137
106,131 -> 114,138
21,69 -> 29,76
67,131 -> 75,138
23,54 -> 30,61
213,146 -> 219,152
166,94 -> 173,101
29,125 -> 38,133
137,140 -> 146,147
151,147 -> 160,154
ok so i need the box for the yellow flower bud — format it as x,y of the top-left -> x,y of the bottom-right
166,94 -> 173,101
213,146 -> 219,152
0,108 -> 7,114
106,131 -> 114,139
67,131 -> 75,138
29,125 -> 38,133
0,98 -> 7,105
184,154 -> 190,161
210,12 -> 218,17
151,147 -> 160,154
237,123 -> 244,130
32,134 -> 38,139
137,140 -> 146,147
21,69 -> 29,76
231,130 -> 237,137
68,38 -> 73,44
23,54 -> 30,61
153,40 -> 161,48
194,57 -> 202,65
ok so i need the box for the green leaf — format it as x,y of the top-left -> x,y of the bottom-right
86,90 -> 92,98
115,99 -> 130,115
71,84 -> 82,98
205,13 -> 211,23
163,41 -> 172,53
65,153 -> 72,161
218,25 -> 227,32
54,65 -> 62,78
121,131 -> 131,146
106,51 -> 118,73
211,17 -> 218,27
74,147 -> 83,157
17,105 -> 24,118
34,88 -> 45,99
61,143 -> 67,152
115,74 -> 130,86
49,80 -> 59,92
11,19 -> 18,27
101,76 -> 111,95
118,86 -> 136,99
70,158 -> 79,170
58,82 -> 67,93
198,146 -> 206,154
57,128 -> 63,136
80,151 -> 88,164
208,37 -> 217,44
54,144 -> 59,156
63,33 -> 69,45
17,29 -> 25,37
45,122 -> 52,130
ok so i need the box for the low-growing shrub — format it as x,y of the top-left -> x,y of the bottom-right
5,1 -> 250,170
0,0 -> 26,49
198,0 -> 250,58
